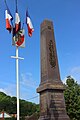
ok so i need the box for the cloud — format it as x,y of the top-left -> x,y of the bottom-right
0,83 -> 16,97
62,75 -> 76,84
62,77 -> 67,84
0,73 -> 39,103
70,66 -> 80,83
70,67 -> 80,74
20,72 -> 38,89
62,66 -> 80,84
0,88 -> 7,94
20,72 -> 39,103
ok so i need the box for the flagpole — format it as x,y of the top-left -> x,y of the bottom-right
16,46 -> 19,120
11,46 -> 24,120
15,0 -> 18,12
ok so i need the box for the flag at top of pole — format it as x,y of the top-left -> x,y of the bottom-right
12,0 -> 25,48
5,10 -> 13,32
26,9 -> 34,37
15,0 -> 21,33
5,0 -> 13,33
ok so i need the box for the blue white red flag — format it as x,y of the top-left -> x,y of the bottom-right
5,9 -> 13,32
26,10 -> 34,37
15,10 -> 21,33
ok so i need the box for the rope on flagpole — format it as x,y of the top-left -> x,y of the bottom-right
4,0 -> 10,12
4,0 -> 7,7
15,0 -> 18,12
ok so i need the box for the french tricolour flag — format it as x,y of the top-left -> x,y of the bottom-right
5,9 -> 13,32
26,10 -> 34,37
15,10 -> 21,33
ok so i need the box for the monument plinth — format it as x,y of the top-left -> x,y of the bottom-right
37,20 -> 70,120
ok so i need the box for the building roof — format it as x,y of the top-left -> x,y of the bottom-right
0,111 -> 11,118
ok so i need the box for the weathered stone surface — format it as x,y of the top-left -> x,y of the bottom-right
37,20 -> 70,120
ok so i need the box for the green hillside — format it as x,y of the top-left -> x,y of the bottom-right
0,92 -> 39,117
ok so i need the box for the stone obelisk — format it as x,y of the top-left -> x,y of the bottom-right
37,20 -> 70,120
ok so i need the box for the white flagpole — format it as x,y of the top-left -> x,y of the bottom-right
16,46 -> 19,120
11,46 -> 24,120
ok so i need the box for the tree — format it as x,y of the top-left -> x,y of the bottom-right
0,92 -> 39,118
64,76 -> 80,120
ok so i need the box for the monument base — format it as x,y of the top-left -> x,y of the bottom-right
39,114 -> 70,120
37,82 -> 70,120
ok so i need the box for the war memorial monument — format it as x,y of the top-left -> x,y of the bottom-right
37,20 -> 70,120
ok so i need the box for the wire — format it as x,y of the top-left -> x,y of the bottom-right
26,95 -> 39,101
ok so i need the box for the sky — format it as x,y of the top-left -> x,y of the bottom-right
0,0 -> 80,104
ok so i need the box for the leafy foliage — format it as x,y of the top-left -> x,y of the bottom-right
64,76 -> 80,120
0,92 -> 39,118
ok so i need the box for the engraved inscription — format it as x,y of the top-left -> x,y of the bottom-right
48,26 -> 51,30
49,40 -> 56,68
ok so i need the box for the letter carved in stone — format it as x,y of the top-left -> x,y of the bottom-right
49,40 -> 56,68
